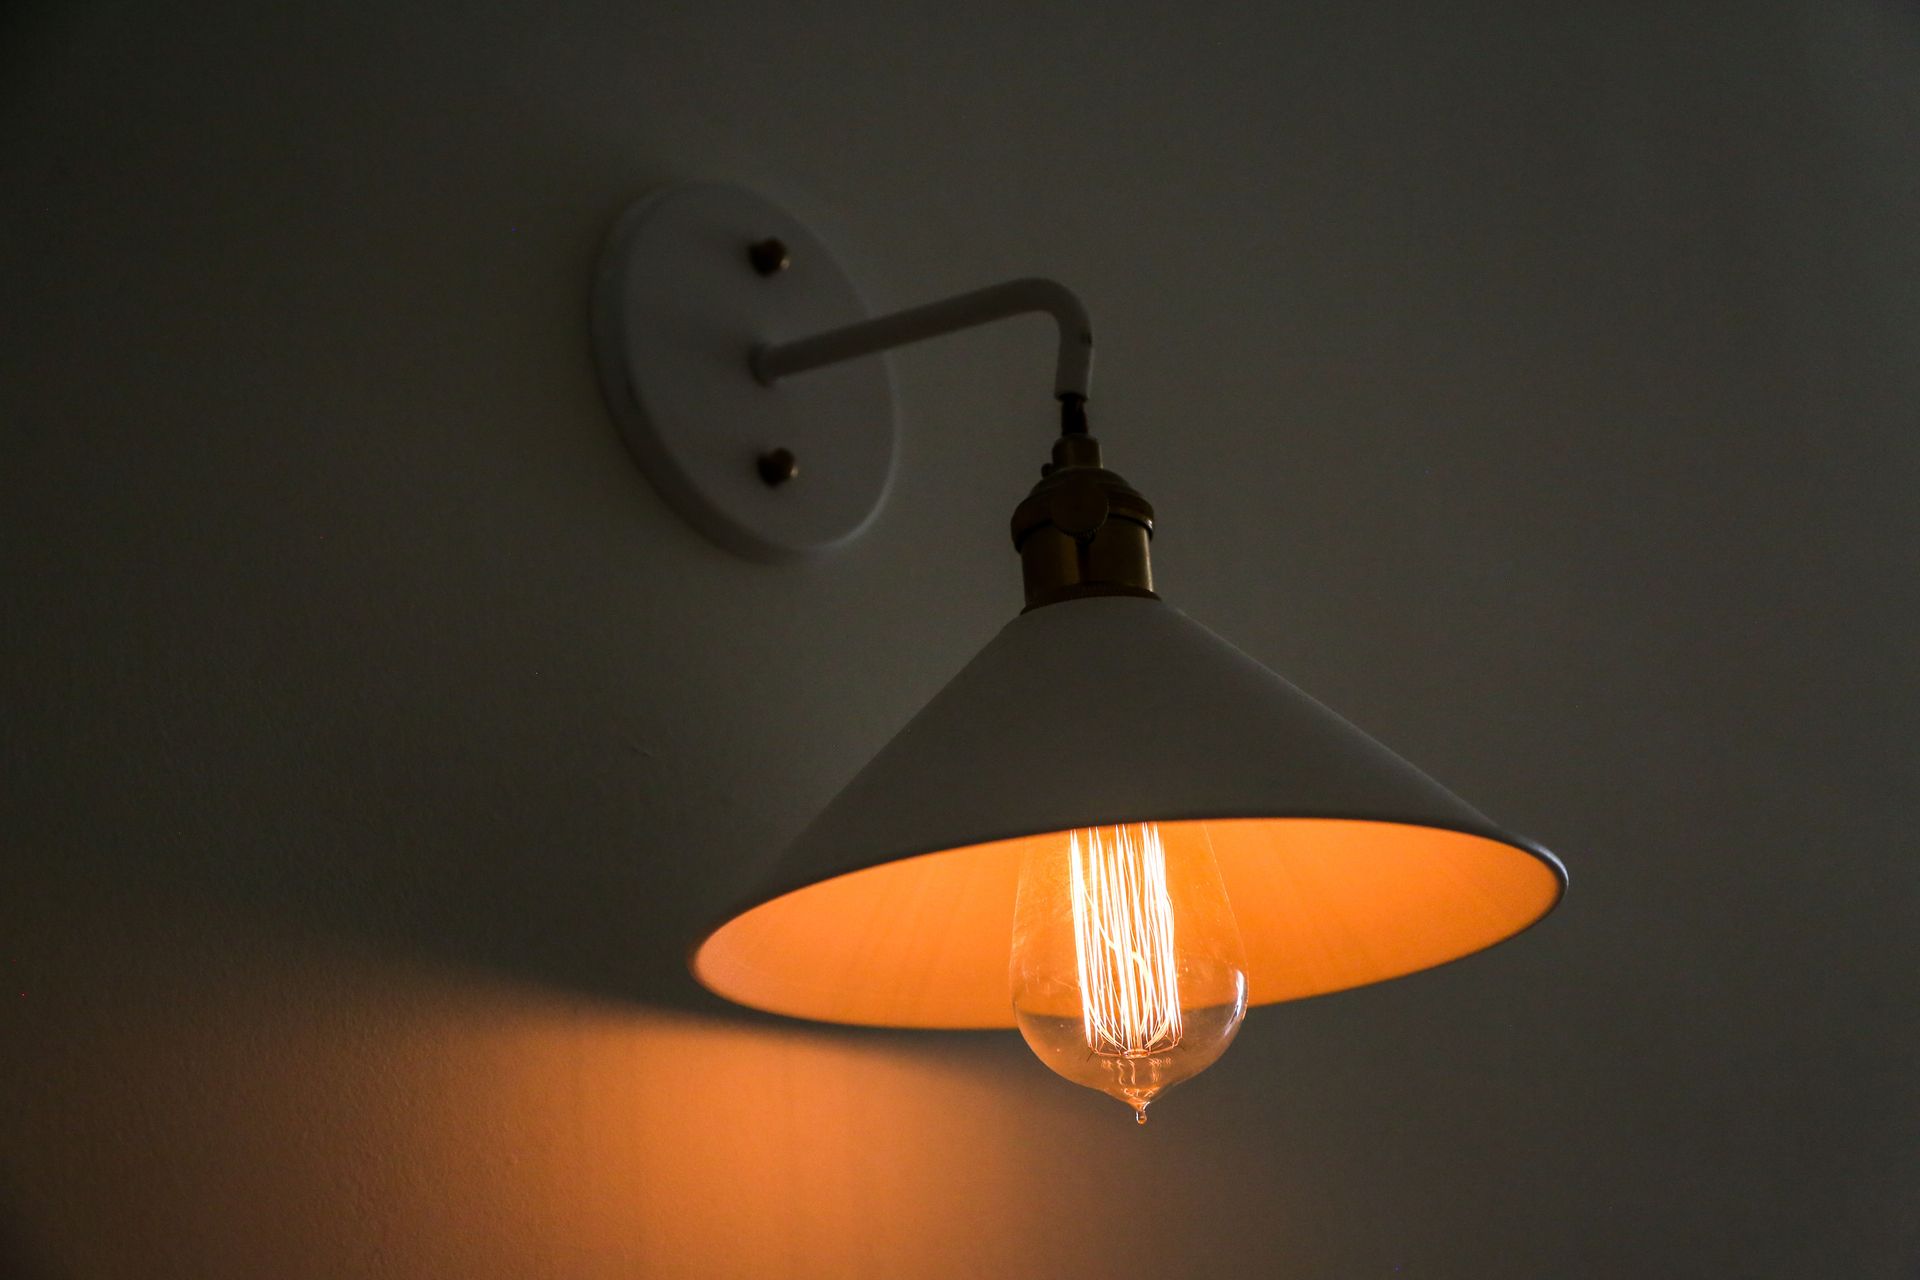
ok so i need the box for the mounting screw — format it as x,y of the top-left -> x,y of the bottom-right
747,238 -> 791,276
757,447 -> 799,486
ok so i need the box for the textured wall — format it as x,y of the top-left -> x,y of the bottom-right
3,1 -> 1917,1275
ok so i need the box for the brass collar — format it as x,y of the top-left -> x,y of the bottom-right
1010,433 -> 1157,612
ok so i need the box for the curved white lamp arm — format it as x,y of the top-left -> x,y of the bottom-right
750,277 -> 1095,404
594,184 -> 1094,558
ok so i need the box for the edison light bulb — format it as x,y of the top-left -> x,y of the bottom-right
1010,822 -> 1249,1122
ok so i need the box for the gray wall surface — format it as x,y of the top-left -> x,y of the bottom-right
3,1 -> 1917,1275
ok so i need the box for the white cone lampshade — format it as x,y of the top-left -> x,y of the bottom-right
693,595 -> 1566,1028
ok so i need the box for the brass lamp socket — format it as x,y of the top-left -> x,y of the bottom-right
1011,433 -> 1158,612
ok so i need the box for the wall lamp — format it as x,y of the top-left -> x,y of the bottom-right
592,182 -> 1567,1122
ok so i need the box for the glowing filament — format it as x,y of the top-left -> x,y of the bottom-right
1068,824 -> 1184,1056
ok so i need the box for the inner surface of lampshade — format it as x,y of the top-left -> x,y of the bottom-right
692,818 -> 1564,1028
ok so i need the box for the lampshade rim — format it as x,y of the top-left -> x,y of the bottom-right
688,811 -> 1567,1025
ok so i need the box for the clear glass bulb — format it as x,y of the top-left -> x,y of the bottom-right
1010,822 -> 1249,1122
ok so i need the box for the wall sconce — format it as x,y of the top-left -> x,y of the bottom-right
593,182 -> 1567,1122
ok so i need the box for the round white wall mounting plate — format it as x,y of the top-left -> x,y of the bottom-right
591,182 -> 896,560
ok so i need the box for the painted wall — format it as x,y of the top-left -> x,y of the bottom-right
3,1 -> 1917,1274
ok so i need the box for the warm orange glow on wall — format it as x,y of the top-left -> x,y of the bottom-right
0,896 -> 1275,1277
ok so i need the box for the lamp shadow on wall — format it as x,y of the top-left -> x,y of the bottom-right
1,149 -> 857,1023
